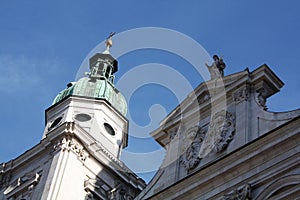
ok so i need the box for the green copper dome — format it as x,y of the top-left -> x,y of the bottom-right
52,53 -> 127,116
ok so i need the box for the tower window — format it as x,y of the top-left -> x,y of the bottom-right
75,113 -> 92,122
104,123 -> 115,136
49,116 -> 63,130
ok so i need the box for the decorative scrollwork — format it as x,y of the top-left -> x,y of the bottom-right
180,126 -> 206,171
199,110 -> 236,158
256,88 -> 268,110
214,111 -> 236,152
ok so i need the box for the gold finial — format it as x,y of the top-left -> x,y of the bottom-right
105,32 -> 116,53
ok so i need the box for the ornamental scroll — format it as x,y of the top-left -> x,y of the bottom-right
180,126 -> 206,170
199,110 -> 235,158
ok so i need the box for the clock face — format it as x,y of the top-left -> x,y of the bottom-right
104,123 -> 115,136
75,113 -> 92,122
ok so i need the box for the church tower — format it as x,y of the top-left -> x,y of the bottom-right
0,35 -> 146,200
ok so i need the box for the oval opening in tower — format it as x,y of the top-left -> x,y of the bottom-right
49,116 -> 63,130
104,123 -> 115,136
75,113 -> 92,122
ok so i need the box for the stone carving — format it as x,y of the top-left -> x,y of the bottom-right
197,92 -> 211,105
54,137 -> 88,162
199,110 -> 235,158
256,88 -> 268,110
109,184 -> 134,200
0,162 -> 13,190
222,183 -> 251,200
168,128 -> 178,140
0,172 -> 11,190
84,178 -> 107,200
3,170 -> 42,199
233,86 -> 250,104
0,173 -> 11,190
206,55 -> 226,80
180,126 -> 206,170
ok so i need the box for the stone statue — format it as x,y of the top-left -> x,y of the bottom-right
205,55 -> 226,79
105,32 -> 116,52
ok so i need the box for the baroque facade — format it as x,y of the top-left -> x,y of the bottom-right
0,45 -> 299,199
136,65 -> 300,199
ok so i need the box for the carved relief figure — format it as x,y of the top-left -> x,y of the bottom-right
199,110 -> 235,158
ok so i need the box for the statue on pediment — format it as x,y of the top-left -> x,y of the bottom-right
206,55 -> 226,79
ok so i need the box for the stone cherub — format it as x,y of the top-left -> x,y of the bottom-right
205,55 -> 226,80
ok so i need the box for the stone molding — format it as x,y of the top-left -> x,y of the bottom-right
222,183 -> 251,200
0,163 -> 12,190
3,170 -> 42,200
84,178 -> 108,200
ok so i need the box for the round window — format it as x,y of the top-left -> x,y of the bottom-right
49,116 -> 63,130
104,123 -> 115,136
75,113 -> 92,122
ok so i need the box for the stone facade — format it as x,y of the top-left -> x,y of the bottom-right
0,112 -> 145,200
1,61 -> 299,200
136,64 -> 300,199
0,51 -> 146,200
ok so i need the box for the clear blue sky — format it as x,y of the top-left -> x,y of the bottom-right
0,1 -> 299,182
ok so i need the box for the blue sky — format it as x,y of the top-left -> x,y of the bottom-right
0,1 -> 300,182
